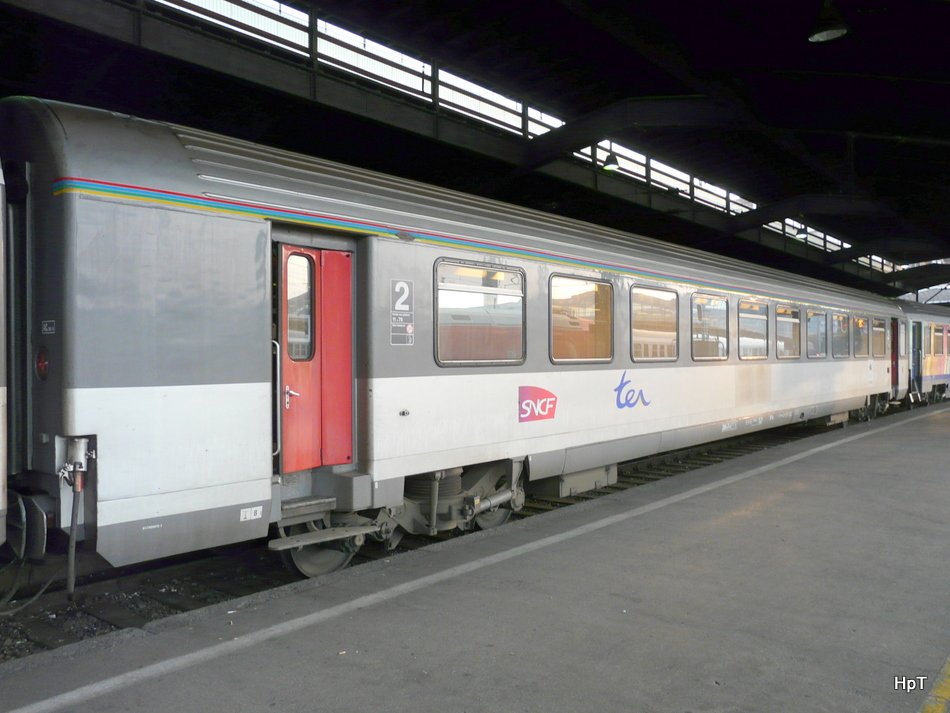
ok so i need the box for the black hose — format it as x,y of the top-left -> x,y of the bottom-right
0,559 -> 25,608
67,478 -> 81,600
0,566 -> 62,616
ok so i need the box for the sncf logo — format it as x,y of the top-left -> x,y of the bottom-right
519,386 -> 558,422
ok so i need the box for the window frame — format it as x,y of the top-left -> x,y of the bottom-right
871,318 -> 887,358
737,298 -> 768,361
775,304 -> 802,360
630,285 -> 678,362
936,325 -> 946,356
549,273 -> 614,364
286,252 -> 315,362
690,292 -> 729,362
434,258 -> 526,366
852,315 -> 870,358
832,312 -> 851,359
806,310 -> 828,359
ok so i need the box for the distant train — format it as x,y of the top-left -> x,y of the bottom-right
0,98 -> 947,579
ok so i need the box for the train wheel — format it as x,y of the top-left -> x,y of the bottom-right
278,523 -> 356,577
474,508 -> 511,530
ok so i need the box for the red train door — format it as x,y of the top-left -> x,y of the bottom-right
278,245 -> 353,473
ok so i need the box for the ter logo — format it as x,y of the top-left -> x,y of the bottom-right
519,386 -> 558,423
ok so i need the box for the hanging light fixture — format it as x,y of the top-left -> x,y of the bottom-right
809,0 -> 849,43
602,152 -> 621,171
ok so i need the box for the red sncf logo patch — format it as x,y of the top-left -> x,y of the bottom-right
518,386 -> 558,422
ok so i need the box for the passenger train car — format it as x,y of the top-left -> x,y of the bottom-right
0,97 -> 935,577
898,302 -> 950,403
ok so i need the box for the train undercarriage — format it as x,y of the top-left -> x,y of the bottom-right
269,460 -> 528,577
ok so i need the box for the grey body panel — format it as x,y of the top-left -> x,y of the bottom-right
71,199 -> 269,388
6,98 -> 901,380
367,236 -> 902,379
97,499 -> 271,567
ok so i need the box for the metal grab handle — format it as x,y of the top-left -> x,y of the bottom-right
272,340 -> 281,457
284,385 -> 301,410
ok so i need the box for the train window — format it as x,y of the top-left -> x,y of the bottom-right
872,318 -> 887,357
691,293 -> 728,360
776,305 -> 801,359
737,299 -> 768,360
551,275 -> 613,362
436,262 -> 525,364
853,316 -> 870,357
924,324 -> 931,356
287,254 -> 314,361
832,313 -> 850,358
631,287 -> 678,361
807,311 -> 827,358
899,321 -> 907,358
936,326 -> 945,356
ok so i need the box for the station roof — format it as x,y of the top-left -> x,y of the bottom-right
1,0 -> 948,297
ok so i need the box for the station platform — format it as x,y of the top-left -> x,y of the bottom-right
2,405 -> 949,713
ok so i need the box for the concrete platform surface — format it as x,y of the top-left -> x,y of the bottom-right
1,406 -> 949,713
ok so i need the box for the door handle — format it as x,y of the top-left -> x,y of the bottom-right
284,385 -> 301,409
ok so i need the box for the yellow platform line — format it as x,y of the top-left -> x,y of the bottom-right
920,655 -> 950,713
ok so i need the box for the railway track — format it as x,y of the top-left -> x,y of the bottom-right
0,415 -> 889,663
0,547 -> 300,662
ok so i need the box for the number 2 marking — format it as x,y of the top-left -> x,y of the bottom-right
393,281 -> 411,311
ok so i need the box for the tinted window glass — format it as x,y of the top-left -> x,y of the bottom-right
287,254 -> 313,361
807,311 -> 827,358
692,294 -> 728,360
776,305 -> 801,359
551,276 -> 613,361
436,262 -> 524,363
632,287 -> 677,361
832,313 -> 850,358
853,316 -> 870,357
872,318 -> 887,357
738,299 -> 767,359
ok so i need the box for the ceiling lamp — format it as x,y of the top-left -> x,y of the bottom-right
809,0 -> 849,43
602,152 -> 621,171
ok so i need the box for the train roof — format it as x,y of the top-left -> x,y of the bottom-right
0,97 -> 901,314
895,300 -> 950,320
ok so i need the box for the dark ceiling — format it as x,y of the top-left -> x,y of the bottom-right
1,0 -> 949,296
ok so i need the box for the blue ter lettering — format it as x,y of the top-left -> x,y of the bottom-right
614,370 -> 651,409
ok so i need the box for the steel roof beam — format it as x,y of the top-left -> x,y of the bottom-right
887,264 -> 950,292
729,194 -> 886,234
823,238 -> 939,265
522,96 -> 745,169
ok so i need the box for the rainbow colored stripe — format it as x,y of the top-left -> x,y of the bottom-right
52,175 -> 848,302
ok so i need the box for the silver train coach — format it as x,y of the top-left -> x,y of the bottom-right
0,98 -> 939,577
898,302 -> 950,403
